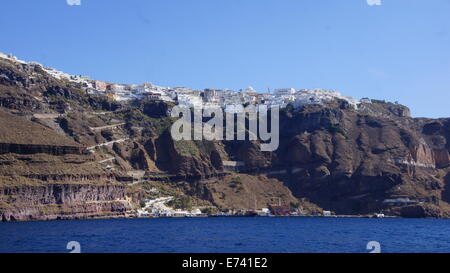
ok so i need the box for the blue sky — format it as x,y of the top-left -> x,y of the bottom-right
1,0 -> 449,118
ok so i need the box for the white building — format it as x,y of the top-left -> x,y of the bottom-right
244,86 -> 257,93
323,211 -> 332,217
293,89 -> 360,109
360,98 -> 372,104
257,208 -> 272,217
177,94 -> 203,108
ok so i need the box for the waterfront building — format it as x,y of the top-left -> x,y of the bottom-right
268,205 -> 291,216
323,211 -> 332,217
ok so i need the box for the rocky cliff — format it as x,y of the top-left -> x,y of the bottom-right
1,55 -> 450,220
0,183 -> 131,221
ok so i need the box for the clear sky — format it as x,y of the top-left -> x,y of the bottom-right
1,0 -> 449,118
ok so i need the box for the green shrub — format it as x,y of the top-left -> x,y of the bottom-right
168,196 -> 192,210
201,207 -> 218,215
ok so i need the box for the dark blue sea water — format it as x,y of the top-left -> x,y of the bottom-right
1,217 -> 450,253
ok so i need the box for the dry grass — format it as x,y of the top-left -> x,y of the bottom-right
202,174 -> 299,210
0,110 -> 81,146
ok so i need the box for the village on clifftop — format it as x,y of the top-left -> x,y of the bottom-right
0,52 -> 370,112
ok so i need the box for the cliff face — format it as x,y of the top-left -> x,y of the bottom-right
2,55 -> 450,220
272,105 -> 450,217
194,102 -> 449,217
122,100 -> 450,217
0,143 -> 84,155
132,100 -> 450,217
0,184 -> 131,221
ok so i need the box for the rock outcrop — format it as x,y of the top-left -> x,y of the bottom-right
2,55 -> 450,220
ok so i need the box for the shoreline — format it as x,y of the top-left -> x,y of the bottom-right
2,214 -> 430,224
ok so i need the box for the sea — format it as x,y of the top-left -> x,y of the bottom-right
1,217 -> 449,253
